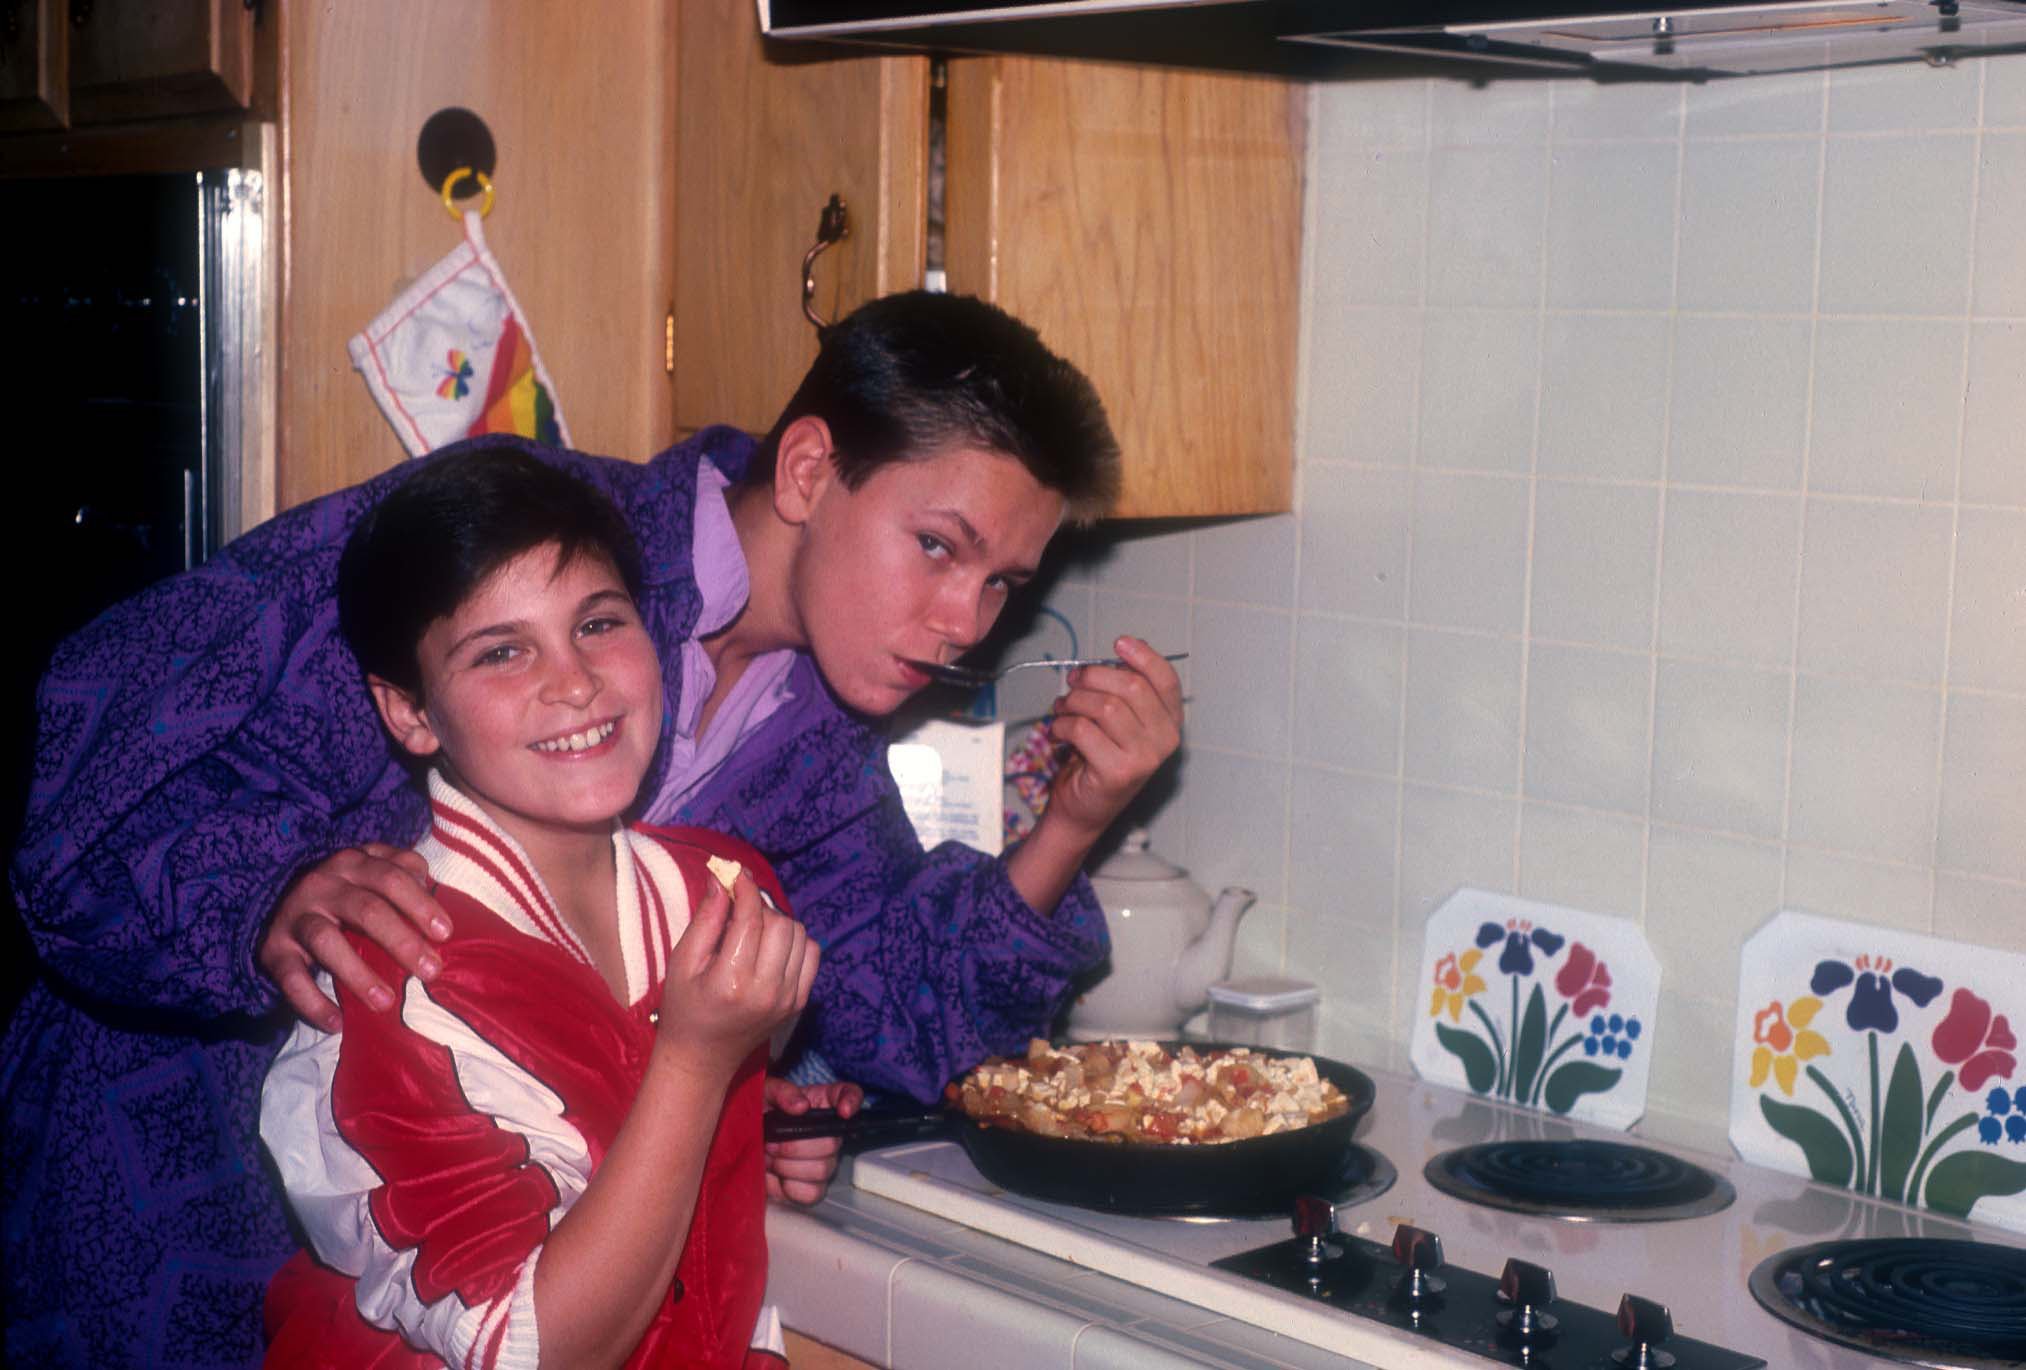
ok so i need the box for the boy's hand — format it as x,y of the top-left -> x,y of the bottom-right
656,873 -> 818,1081
1042,636 -> 1184,842
259,844 -> 453,1030
762,1078 -> 864,1204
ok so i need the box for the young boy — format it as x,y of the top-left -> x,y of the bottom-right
258,450 -> 808,1368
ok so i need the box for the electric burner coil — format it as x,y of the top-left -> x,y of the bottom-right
1749,1238 -> 2026,1368
1423,1138 -> 1736,1221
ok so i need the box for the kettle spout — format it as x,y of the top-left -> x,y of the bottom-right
1170,886 -> 1255,1019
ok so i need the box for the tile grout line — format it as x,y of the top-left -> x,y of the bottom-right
1774,72 -> 1833,913
1508,78 -> 1562,900
1639,83 -> 1690,933
1925,61 -> 1991,931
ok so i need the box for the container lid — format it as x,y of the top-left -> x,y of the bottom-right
1206,976 -> 1320,1013
1092,828 -> 1186,882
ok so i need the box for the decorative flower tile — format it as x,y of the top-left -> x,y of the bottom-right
1410,889 -> 1660,1130
1731,911 -> 2026,1234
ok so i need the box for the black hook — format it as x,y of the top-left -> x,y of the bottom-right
417,108 -> 497,202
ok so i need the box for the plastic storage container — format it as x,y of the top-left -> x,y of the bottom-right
1206,976 -> 1320,1051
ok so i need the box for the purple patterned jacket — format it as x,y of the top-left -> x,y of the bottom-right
1,428 -> 1106,1369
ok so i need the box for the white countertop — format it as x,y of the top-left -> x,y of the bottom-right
764,1155 -> 1384,1370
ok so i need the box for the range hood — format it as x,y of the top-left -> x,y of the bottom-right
758,0 -> 2026,80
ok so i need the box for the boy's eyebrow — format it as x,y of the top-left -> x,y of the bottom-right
928,508 -> 1038,581
445,590 -> 633,657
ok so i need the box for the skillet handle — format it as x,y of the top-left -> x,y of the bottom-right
762,1105 -> 946,1145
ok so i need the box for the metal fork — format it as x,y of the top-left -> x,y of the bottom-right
904,651 -> 1187,689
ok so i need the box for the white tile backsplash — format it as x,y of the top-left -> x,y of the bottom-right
1522,643 -> 1653,815
1784,675 -> 1942,865
1030,59 -> 2026,1141
1676,138 -> 1820,313
1973,133 -> 2026,320
1544,142 -> 1681,310
1667,317 -> 1811,490
1407,472 -> 1531,633
1683,70 -> 1826,138
1962,323 -> 2026,507
1817,133 -> 1978,316
1186,602 -> 1292,757
1302,305 -> 1423,464
1948,508 -> 2026,693
1402,628 -> 1523,790
1516,802 -> 1647,917
1827,62 -> 1983,133
1795,497 -> 1954,682
1417,309 -> 1539,474
1936,691 -> 2026,882
1806,319 -> 1965,500
1425,146 -> 1548,308
1291,616 -> 1403,776
1656,489 -> 1802,667
1296,464 -> 1410,617
1650,659 -> 1790,839
1528,481 -> 1660,650
1192,515 -> 1296,608
1782,848 -> 1934,932
1537,313 -> 1671,481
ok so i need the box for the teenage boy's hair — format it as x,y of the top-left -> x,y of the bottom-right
339,448 -> 645,698
751,291 -> 1121,523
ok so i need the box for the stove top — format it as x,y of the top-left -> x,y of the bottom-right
1423,1138 -> 1736,1221
851,1064 -> 2026,1368
1749,1238 -> 2026,1368
1164,1142 -> 1397,1222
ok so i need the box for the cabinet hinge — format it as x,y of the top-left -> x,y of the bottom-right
664,305 -> 675,376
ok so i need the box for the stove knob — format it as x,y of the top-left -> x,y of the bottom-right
1291,1195 -> 1338,1267
1495,1258 -> 1560,1339
1612,1294 -> 1676,1369
1389,1224 -> 1447,1300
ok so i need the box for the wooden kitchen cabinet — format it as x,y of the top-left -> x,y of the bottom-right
670,4 -> 1302,519
0,0 -> 260,132
670,2 -> 928,445
68,0 -> 256,125
278,0 -> 677,507
0,0 -> 67,131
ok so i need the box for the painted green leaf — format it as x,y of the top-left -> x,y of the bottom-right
1761,1094 -> 1854,1188
1542,1061 -> 1621,1115
1435,1021 -> 1498,1094
1512,983 -> 1548,1103
1923,1150 -> 2026,1220
1877,1042 -> 1924,1203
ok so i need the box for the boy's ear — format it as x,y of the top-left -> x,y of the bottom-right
772,415 -> 839,528
367,675 -> 442,760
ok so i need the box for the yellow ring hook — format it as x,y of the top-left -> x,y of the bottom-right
440,167 -> 495,221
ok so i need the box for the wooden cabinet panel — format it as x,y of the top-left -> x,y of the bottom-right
0,0 -> 67,131
69,0 -> 255,124
945,58 -> 1301,518
280,0 -> 675,507
671,0 -> 927,437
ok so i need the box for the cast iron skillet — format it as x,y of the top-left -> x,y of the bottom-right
765,1042 -> 1376,1216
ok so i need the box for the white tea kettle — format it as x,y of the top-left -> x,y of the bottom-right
1066,829 -> 1254,1040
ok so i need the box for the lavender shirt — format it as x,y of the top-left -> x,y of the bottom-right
2,429 -> 1107,1369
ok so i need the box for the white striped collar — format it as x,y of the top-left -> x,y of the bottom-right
416,772 -> 694,1006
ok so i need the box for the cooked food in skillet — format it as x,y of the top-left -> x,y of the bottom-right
946,1039 -> 1351,1144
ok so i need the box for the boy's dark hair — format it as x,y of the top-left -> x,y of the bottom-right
751,291 -> 1121,522
339,448 -> 645,698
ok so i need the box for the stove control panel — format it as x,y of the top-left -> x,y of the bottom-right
1212,1212 -> 1764,1369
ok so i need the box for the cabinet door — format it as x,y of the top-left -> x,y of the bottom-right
279,0 -> 675,506
68,0 -> 254,125
0,0 -> 67,130
671,0 -> 927,436
945,58 -> 1302,518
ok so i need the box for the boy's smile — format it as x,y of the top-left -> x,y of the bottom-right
372,542 -> 663,852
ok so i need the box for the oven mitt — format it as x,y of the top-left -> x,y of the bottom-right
347,209 -> 569,457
